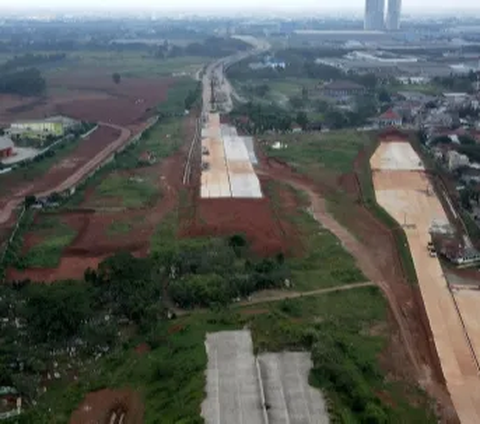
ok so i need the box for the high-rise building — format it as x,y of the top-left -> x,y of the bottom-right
364,0 -> 385,31
386,0 -> 402,31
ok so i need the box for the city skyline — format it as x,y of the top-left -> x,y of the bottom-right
386,0 -> 401,30
364,0 -> 385,31
0,0 -> 477,12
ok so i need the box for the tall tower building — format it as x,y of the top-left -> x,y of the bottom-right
386,0 -> 402,31
364,0 -> 386,31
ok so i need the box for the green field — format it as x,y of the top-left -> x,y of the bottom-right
263,130 -> 372,174
268,77 -> 318,97
265,181 -> 366,291
22,215 -> 76,268
43,52 -> 206,79
22,285 -> 434,424
95,174 -> 158,209
386,83 -> 442,95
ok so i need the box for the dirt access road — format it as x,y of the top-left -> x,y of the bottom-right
258,157 -> 458,422
0,123 -> 132,226
372,141 -> 480,424
238,281 -> 375,306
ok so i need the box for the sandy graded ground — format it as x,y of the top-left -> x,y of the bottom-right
371,141 -> 480,424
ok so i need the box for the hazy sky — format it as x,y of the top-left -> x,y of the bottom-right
3,0 -> 480,12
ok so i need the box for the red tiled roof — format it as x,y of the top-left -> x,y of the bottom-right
378,108 -> 402,121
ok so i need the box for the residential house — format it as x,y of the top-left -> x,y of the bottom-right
447,150 -> 470,171
460,167 -> 480,184
377,108 -> 403,127
320,80 -> 366,100
0,136 -> 14,159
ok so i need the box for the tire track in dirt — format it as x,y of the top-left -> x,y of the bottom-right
238,281 -> 375,306
258,164 -> 458,423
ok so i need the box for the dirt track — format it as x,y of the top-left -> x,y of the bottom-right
0,123 -> 131,226
238,281 -> 375,306
259,154 -> 459,423
372,141 -> 480,424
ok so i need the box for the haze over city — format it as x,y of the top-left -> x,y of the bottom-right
1,0 -> 479,13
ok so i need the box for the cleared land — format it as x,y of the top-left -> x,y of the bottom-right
7,116 -> 192,282
371,140 -> 480,424
201,330 -> 328,424
0,125 -> 125,225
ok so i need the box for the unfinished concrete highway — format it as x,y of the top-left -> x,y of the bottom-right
371,140 -> 480,424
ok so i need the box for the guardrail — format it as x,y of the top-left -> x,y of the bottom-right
183,118 -> 201,185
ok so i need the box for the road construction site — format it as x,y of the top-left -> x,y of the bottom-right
201,330 -> 328,424
371,140 -> 480,424
200,113 -> 262,199
197,36 -> 266,199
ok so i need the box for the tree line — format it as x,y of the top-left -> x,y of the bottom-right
0,53 -> 66,73
0,233 -> 288,402
154,36 -> 249,60
0,67 -> 46,96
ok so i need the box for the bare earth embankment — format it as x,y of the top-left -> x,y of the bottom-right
371,140 -> 480,424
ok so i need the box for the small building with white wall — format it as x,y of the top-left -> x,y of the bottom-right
447,150 -> 470,171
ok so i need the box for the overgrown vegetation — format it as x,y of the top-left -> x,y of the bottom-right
9,285 -> 435,423
355,142 -> 419,285
262,130 -> 371,174
0,67 -> 46,96
0,53 -> 66,73
264,181 -> 366,290
250,290 -> 435,423
96,174 -> 159,208
22,216 -> 76,268
157,78 -> 201,116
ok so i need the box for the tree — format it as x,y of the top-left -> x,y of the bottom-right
296,111 -> 309,131
24,282 -> 92,343
324,109 -> 348,129
24,195 -> 36,208
0,68 -> 46,96
112,73 -> 121,84
377,89 -> 391,103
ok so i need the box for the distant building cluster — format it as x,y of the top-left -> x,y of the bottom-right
365,0 -> 401,31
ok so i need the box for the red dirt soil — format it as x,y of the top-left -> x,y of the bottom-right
180,192 -> 299,257
6,117 -> 196,283
69,388 -> 143,424
0,77 -> 172,128
0,125 -> 122,226
257,150 -> 459,423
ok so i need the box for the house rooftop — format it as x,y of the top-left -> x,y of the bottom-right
0,136 -> 14,150
378,108 -> 402,121
322,80 -> 365,91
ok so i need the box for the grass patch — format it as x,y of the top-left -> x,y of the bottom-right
289,210 -> 367,290
263,130 -> 371,174
96,174 -> 158,208
268,77 -> 317,97
22,216 -> 76,268
107,221 -> 132,236
249,287 -> 435,423
44,51 -> 206,79
22,287 -> 435,423
386,83 -> 442,96
264,180 -> 366,291
158,77 -> 200,115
